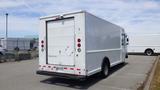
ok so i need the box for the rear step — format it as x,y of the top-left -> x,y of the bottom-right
36,70 -> 86,79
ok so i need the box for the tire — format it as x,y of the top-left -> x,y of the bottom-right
145,49 -> 153,56
101,61 -> 109,78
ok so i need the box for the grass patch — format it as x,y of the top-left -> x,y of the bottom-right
150,57 -> 160,90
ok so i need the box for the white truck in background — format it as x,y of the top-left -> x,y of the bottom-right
128,34 -> 160,56
37,11 -> 128,79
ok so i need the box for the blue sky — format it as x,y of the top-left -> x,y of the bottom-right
0,0 -> 160,37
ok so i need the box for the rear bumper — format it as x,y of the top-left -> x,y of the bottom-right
36,70 -> 86,79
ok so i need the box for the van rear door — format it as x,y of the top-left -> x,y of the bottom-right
46,17 -> 75,66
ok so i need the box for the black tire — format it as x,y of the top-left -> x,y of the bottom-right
145,49 -> 153,56
101,61 -> 109,78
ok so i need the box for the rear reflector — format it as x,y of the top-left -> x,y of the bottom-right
64,67 -> 67,70
70,68 -> 74,70
77,48 -> 81,52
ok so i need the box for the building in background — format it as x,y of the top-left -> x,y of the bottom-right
0,38 -> 38,51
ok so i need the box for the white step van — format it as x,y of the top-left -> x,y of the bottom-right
37,11 -> 128,79
128,34 -> 160,56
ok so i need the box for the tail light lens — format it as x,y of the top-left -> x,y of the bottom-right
41,45 -> 44,47
77,48 -> 81,52
41,40 -> 44,48
77,44 -> 81,47
77,38 -> 81,42
41,40 -> 44,43
77,38 -> 81,52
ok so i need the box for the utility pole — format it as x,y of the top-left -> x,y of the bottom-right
5,13 -> 8,39
5,13 -> 8,50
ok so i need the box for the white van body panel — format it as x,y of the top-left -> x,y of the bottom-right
128,34 -> 160,54
47,18 -> 75,65
38,11 -> 127,78
85,12 -> 125,75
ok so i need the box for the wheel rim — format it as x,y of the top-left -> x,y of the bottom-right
146,51 -> 152,56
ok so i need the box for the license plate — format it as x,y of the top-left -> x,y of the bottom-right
56,67 -> 63,71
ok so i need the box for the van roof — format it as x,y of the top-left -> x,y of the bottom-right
40,10 -> 86,20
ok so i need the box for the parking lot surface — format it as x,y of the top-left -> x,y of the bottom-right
0,55 -> 155,90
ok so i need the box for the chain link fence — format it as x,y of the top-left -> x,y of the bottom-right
0,38 -> 38,63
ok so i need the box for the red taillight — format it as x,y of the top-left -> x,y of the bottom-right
77,68 -> 81,71
77,38 -> 81,53
41,45 -> 44,47
77,38 -> 81,42
41,40 -> 44,48
77,44 -> 81,47
41,40 -> 44,43
70,68 -> 74,70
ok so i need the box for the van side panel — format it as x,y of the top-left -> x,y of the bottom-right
85,12 -> 123,76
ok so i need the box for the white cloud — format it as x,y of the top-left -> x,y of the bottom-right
0,0 -> 160,37
0,0 -> 24,8
143,1 -> 159,9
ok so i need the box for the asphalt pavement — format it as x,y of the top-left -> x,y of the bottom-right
0,55 -> 156,90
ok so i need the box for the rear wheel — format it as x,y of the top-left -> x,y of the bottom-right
101,61 -> 109,78
145,49 -> 153,56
